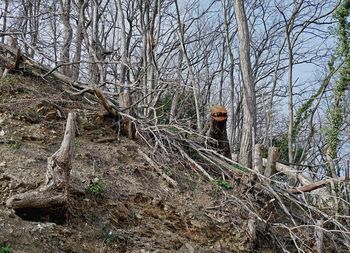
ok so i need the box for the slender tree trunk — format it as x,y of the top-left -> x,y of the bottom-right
72,0 -> 88,80
115,0 -> 128,88
1,0 -> 9,44
174,0 -> 202,131
265,39 -> 286,147
32,0 -> 41,57
50,1 -> 59,64
219,41 -> 225,105
60,0 -> 73,75
287,35 -> 294,165
170,48 -> 184,123
139,1 -> 149,115
20,0 -> 29,55
222,0 -> 236,149
233,0 -> 256,168
88,0 -> 104,85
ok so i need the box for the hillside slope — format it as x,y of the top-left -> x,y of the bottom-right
0,74 -> 264,253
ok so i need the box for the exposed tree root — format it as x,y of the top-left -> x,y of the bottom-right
6,113 -> 76,223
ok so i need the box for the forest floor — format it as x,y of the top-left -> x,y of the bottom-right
0,74 -> 274,253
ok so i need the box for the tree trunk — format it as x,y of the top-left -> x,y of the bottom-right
169,46 -> 184,123
253,144 -> 264,173
1,0 -> 9,44
222,0 -> 236,150
119,91 -> 136,139
115,0 -> 128,88
287,35 -> 294,166
315,220 -> 324,253
72,0 -> 88,80
6,113 -> 76,223
175,0 -> 202,131
264,147 -> 279,177
208,105 -> 231,159
60,0 -> 73,76
233,0 -> 256,168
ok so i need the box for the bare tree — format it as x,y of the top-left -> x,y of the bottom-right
1,0 -> 9,44
233,0 -> 256,168
71,0 -> 88,80
174,0 -> 202,130
59,0 -> 73,75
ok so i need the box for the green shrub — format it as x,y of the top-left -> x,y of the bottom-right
7,142 -> 22,151
0,244 -> 13,253
215,179 -> 231,190
88,178 -> 104,195
101,226 -> 117,245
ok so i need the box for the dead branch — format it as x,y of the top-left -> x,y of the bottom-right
262,158 -> 312,185
138,150 -> 178,187
288,176 -> 346,194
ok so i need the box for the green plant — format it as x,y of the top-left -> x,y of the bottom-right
0,244 -> 13,253
326,0 -> 350,175
264,134 -> 303,163
74,138 -> 81,146
292,56 -> 336,142
16,87 -> 31,94
0,76 -> 18,87
231,163 -> 248,173
99,225 -> 117,245
7,142 -> 22,151
215,179 -> 231,190
88,178 -> 104,195
155,93 -> 173,124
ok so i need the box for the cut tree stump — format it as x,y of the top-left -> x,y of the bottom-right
253,144 -> 264,174
207,105 -> 231,159
119,91 -> 136,139
6,112 -> 76,223
264,147 -> 279,177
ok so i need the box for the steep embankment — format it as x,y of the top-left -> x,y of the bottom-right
0,75 -> 262,252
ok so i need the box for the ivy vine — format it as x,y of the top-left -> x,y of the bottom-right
292,56 -> 336,142
327,0 -> 350,163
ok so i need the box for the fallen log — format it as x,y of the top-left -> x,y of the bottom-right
288,176 -> 346,194
262,158 -> 312,186
6,113 -> 76,223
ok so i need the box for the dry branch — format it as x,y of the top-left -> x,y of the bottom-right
288,176 -> 346,194
138,150 -> 177,187
262,158 -> 312,186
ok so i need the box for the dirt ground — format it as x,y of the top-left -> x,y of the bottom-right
0,74 -> 274,253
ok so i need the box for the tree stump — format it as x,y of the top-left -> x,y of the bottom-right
264,147 -> 279,177
253,144 -> 264,173
208,105 -> 231,159
6,112 -> 76,223
119,91 -> 136,139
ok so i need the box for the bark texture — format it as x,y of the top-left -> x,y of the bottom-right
6,113 -> 76,221
233,0 -> 256,168
119,91 -> 136,139
208,105 -> 231,159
